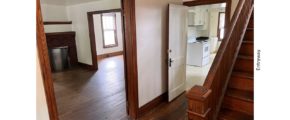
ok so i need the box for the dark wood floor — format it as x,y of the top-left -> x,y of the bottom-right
53,55 -> 127,120
138,93 -> 188,120
52,55 -> 188,120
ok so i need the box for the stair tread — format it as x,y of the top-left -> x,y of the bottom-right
242,41 -> 253,44
226,88 -> 253,102
247,28 -> 254,30
219,108 -> 253,120
238,55 -> 253,60
232,72 -> 253,79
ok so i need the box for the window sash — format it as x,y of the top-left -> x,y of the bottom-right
101,13 -> 118,48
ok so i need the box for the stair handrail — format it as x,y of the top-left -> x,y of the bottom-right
186,0 -> 254,119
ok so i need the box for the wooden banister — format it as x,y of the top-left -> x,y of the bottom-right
186,0 -> 254,119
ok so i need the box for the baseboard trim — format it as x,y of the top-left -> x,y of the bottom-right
97,51 -> 123,60
78,62 -> 93,70
138,92 -> 168,117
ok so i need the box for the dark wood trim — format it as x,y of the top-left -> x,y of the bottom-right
122,0 -> 139,119
87,9 -> 122,15
87,6 -> 139,119
97,51 -> 123,60
101,13 -> 119,48
217,12 -> 225,41
39,1 -> 139,120
43,21 -> 72,25
87,12 -> 98,70
138,92 -> 167,117
78,62 -> 93,69
87,9 -> 123,70
225,0 -> 232,38
37,0 -> 59,119
183,0 -> 226,6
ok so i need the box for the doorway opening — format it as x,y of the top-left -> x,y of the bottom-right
37,0 -> 139,119
167,1 -> 230,102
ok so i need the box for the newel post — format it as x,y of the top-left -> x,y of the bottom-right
186,85 -> 212,120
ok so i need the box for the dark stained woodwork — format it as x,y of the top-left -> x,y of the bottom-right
186,86 -> 212,120
87,12 -> 98,70
37,0 -> 59,119
186,0 -> 254,119
45,31 -> 78,66
77,62 -> 93,69
239,41 -> 254,56
218,108 -> 253,120
43,21 -> 72,25
183,0 -> 226,6
229,72 -> 253,92
222,94 -> 253,115
87,9 -> 123,70
97,51 -> 123,61
234,55 -> 254,74
218,10 -> 254,119
138,92 -> 167,117
121,0 -> 140,118
244,29 -> 254,41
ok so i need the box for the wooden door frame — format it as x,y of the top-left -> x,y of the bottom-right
37,0 -> 139,119
183,0 -> 232,34
87,9 -> 122,70
217,12 -> 226,41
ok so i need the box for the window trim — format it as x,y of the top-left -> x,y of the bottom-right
217,12 -> 225,41
101,13 -> 118,48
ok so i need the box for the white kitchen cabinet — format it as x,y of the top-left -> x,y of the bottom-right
188,7 -> 207,26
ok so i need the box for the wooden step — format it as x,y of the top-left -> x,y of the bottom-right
239,41 -> 253,56
247,18 -> 253,29
234,55 -> 254,74
226,88 -> 253,102
218,108 -> 253,120
244,29 -> 253,41
229,72 -> 253,92
222,89 -> 254,115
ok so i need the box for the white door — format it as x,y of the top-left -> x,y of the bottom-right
168,4 -> 188,102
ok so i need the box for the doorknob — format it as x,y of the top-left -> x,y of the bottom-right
169,58 -> 174,67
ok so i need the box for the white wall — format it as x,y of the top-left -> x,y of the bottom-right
67,0 -> 121,65
36,54 -> 50,120
41,4 -> 72,33
135,0 -> 183,107
93,13 -> 123,55
209,8 -> 226,37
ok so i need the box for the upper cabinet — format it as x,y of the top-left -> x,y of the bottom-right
188,6 -> 208,27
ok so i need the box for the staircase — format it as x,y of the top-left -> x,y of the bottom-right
218,13 -> 254,120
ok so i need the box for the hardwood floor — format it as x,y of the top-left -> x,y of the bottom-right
52,55 -> 127,120
52,55 -> 188,120
139,93 -> 188,120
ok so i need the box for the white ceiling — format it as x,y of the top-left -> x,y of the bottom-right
40,0 -> 107,5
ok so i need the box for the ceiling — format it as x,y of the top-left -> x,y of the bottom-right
40,0 -> 107,5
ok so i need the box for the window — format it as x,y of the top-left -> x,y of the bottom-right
101,13 -> 118,48
218,12 -> 226,41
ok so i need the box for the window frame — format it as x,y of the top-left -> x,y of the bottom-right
101,13 -> 118,48
217,12 -> 226,41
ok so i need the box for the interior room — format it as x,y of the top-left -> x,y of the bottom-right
40,0 -> 127,119
185,3 -> 226,90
